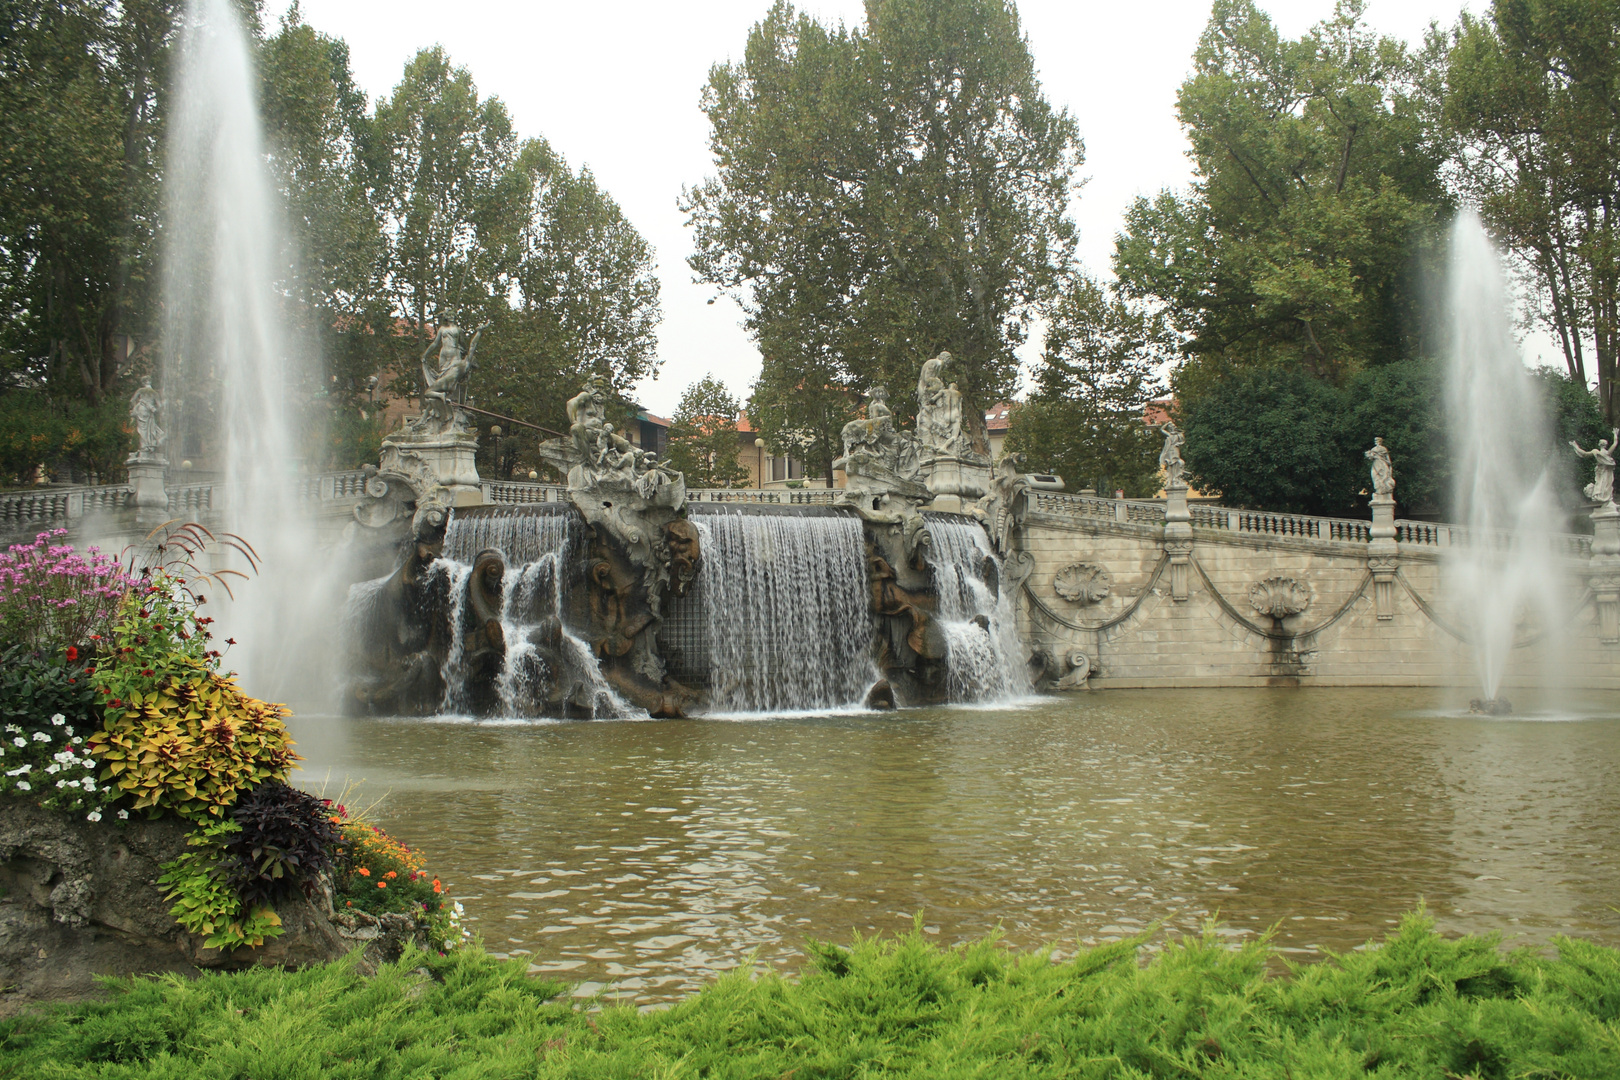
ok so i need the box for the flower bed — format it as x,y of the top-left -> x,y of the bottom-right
0,528 -> 462,976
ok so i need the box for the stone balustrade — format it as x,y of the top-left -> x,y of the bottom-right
481,480 -> 568,504
687,487 -> 842,505
0,487 -> 133,529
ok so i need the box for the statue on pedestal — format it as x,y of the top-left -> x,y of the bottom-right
411,320 -> 490,435
832,386 -> 929,506
1158,421 -> 1186,489
129,379 -> 165,462
1572,428 -> 1618,506
1365,437 -> 1396,496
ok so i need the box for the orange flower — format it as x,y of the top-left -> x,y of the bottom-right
356,867 -> 370,877
377,881 -> 387,889
432,879 -> 443,894
385,871 -> 398,879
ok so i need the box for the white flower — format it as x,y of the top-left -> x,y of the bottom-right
64,726 -> 73,736
86,811 -> 101,823
45,764 -> 59,775
31,731 -> 49,743
15,781 -> 28,791
11,738 -> 24,748
116,809 -> 128,820
5,765 -> 31,777
2,725 -> 17,734
50,714 -> 64,726
82,780 -> 95,792
70,737 -> 82,745
56,779 -> 66,788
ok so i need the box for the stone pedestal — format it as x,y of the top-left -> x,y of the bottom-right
378,431 -> 483,508
924,453 -> 990,513
1164,483 -> 1192,601
1368,494 -> 1398,620
125,456 -> 168,524
1591,503 -> 1620,644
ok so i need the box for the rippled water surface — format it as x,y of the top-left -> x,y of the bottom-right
289,689 -> 1620,1001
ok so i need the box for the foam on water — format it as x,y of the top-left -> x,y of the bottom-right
923,514 -> 1030,702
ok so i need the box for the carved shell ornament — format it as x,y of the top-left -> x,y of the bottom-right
1053,563 -> 1111,605
1248,576 -> 1312,619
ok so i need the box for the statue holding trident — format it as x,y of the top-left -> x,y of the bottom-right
1572,428 -> 1619,506
1365,437 -> 1396,496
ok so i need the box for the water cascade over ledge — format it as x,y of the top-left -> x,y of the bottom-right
664,506 -> 879,714
923,513 -> 1029,702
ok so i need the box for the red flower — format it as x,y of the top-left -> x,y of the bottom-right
225,638 -> 236,646
64,646 -> 79,661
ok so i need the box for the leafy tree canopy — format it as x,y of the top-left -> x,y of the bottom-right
1115,0 -> 1449,400
1441,0 -> 1620,424
667,375 -> 749,489
1005,275 -> 1169,498
685,0 -> 1082,470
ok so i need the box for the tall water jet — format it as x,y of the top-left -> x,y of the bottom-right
163,0 -> 320,700
1445,212 -> 1565,703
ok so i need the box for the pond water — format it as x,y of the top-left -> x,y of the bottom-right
288,688 -> 1620,1002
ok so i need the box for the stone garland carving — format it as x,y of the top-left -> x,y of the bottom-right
1053,563 -> 1112,606
1248,576 -> 1313,619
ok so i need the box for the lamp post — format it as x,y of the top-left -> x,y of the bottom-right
755,437 -> 766,487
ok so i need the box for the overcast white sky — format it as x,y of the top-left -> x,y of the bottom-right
270,0 -> 1486,415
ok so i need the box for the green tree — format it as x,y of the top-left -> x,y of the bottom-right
0,0 -> 175,403
365,47 -> 526,359
667,375 -> 749,489
1115,0 -> 1449,398
365,49 -> 659,435
480,141 -> 661,438
1441,0 -> 1620,424
1005,276 -> 1169,497
747,353 -> 855,487
684,0 -> 1082,448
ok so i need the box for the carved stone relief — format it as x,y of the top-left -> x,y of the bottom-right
1248,576 -> 1312,619
1053,563 -> 1112,606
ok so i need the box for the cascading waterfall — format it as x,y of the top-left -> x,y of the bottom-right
684,507 -> 878,713
923,514 -> 1029,702
1446,213 -> 1566,701
440,507 -> 630,719
164,0 -> 322,701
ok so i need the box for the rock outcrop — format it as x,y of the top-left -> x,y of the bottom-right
0,801 -> 429,1014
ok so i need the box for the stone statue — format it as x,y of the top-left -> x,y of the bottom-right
413,320 -> 490,433
1365,437 -> 1396,496
129,378 -> 164,460
916,353 -> 971,458
833,386 -> 929,505
1572,428 -> 1619,506
1158,421 -> 1186,489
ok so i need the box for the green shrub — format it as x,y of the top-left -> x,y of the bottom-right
331,809 -> 459,948
87,673 -> 297,820
2,913 -> 1619,1077
0,645 -> 100,734
156,820 -> 284,951
223,781 -> 340,907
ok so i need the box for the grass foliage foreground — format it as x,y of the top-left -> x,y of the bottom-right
4,913 -> 1620,1079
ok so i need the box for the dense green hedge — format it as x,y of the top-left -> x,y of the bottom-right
4,911 -> 1618,1078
